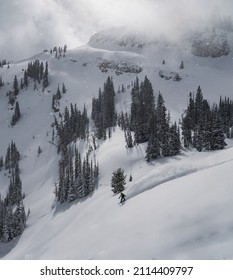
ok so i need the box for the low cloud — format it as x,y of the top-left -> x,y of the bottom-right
0,0 -> 232,60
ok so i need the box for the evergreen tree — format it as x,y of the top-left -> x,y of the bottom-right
0,156 -> 3,171
130,76 -> 155,143
56,145 -> 99,203
13,75 -> 19,96
43,61 -> 49,89
0,76 -> 4,87
169,122 -> 181,156
91,77 -> 116,139
145,112 -> 160,161
124,130 -> 134,148
11,201 -> 26,237
39,62 -> 44,81
62,82 -> 66,94
24,71 -> 28,88
156,92 -> 169,154
210,106 -> 226,150
180,61 -> 184,69
37,146 -> 42,156
0,142 -> 26,243
4,141 -> 20,172
1,207 -> 13,242
181,92 -> 195,148
11,101 -> 21,126
111,168 -> 126,194
64,44 -> 67,53
181,87 -> 227,152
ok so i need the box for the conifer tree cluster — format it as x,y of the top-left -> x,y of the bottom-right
122,76 -> 181,161
92,76 -> 116,139
117,84 -> 126,93
145,93 -> 181,161
118,112 -> 133,148
0,143 -> 26,243
7,75 -> 20,106
4,141 -> 20,172
218,96 -> 233,138
181,86 -> 227,151
0,59 -> 7,67
56,146 -> 99,203
54,103 -> 89,152
50,45 -> 67,59
22,60 -> 49,90
53,101 -> 98,204
130,76 -> 156,143
52,83 -> 66,112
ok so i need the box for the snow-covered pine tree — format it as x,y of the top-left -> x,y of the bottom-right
43,61 -> 49,89
169,122 -> 181,156
180,61 -> 184,69
130,76 -> 155,143
92,77 -> 116,139
0,156 -> 3,171
8,163 -> 23,205
124,130 -> 134,148
4,141 -> 20,172
82,155 -> 92,196
156,92 -> 170,155
13,75 -> 19,96
62,82 -> 66,94
210,105 -> 226,150
111,168 -> 126,194
1,206 -> 13,242
37,146 -> 42,156
11,201 -> 26,237
0,76 -> 4,87
23,70 -> 28,88
39,62 -> 44,81
181,92 -> 195,148
0,142 -> 26,243
11,101 -> 21,126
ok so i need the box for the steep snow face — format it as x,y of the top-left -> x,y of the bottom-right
2,129 -> 233,260
0,27 -> 233,259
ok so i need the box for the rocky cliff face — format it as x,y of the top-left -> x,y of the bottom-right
192,32 -> 230,57
88,26 -> 151,52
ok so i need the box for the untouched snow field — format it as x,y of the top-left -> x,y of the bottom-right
0,29 -> 233,259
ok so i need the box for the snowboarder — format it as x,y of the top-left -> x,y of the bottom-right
119,192 -> 126,203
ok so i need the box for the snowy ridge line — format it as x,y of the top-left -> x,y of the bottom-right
126,152 -> 233,201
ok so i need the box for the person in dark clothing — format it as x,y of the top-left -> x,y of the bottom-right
119,192 -> 126,203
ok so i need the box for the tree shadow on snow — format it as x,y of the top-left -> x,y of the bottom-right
0,236 -> 21,259
52,191 -> 95,217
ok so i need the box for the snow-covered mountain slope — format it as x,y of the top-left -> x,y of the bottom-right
0,27 -> 233,259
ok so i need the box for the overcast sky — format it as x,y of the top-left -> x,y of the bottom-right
0,0 -> 232,60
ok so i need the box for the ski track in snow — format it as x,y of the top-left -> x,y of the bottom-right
127,149 -> 233,200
